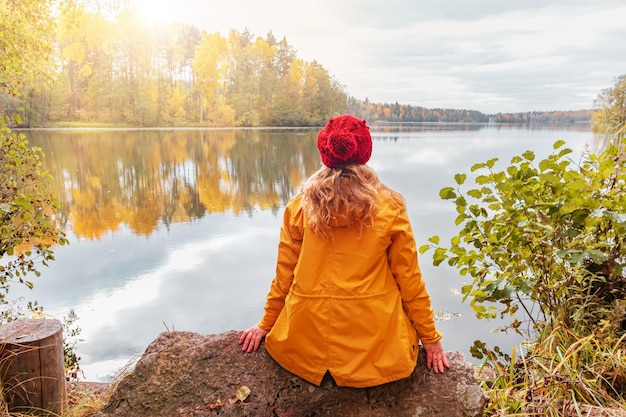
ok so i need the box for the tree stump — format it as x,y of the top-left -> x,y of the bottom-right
0,318 -> 66,416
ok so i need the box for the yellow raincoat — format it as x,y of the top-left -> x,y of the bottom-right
257,190 -> 442,388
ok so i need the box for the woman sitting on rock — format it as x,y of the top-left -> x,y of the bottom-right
240,114 -> 449,388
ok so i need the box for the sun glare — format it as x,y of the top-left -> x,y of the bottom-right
133,0 -> 174,26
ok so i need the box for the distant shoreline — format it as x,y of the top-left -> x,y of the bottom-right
12,120 -> 593,132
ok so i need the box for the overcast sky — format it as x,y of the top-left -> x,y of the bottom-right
133,0 -> 626,114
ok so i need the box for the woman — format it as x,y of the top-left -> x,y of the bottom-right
240,114 -> 449,388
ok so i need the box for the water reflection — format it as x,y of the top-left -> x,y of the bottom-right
28,129 -> 320,240
26,124 -> 596,241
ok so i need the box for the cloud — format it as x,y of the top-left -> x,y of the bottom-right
132,0 -> 626,113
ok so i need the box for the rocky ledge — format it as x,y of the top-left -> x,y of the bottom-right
93,330 -> 486,417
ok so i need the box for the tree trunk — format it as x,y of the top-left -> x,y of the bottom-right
0,318 -> 66,416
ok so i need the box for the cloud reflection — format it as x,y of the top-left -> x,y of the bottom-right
74,226 -> 278,380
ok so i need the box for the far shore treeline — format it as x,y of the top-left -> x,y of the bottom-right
1,6 -> 591,129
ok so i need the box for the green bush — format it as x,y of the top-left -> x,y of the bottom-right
0,128 -> 69,311
421,139 -> 626,414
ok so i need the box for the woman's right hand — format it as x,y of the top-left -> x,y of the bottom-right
239,325 -> 269,352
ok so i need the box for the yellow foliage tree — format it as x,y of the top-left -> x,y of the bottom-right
592,74 -> 626,143
0,0 -> 68,312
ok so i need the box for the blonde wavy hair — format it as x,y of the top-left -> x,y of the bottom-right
301,164 -> 402,239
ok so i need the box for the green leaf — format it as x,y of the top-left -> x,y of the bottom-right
418,244 -> 430,254
475,174 -> 490,185
433,247 -> 448,266
588,250 -> 609,264
454,173 -> 467,185
557,147 -> 573,158
485,158 -> 498,168
522,150 -> 535,161
454,213 -> 467,225
439,187 -> 456,200
469,340 -> 486,359
569,209 -> 590,225
461,284 -> 473,295
470,162 -> 486,172
467,189 -> 482,199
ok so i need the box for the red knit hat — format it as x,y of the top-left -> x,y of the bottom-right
317,115 -> 372,168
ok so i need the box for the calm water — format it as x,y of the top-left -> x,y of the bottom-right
15,123 -> 597,382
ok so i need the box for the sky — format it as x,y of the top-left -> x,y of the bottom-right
131,0 -> 626,115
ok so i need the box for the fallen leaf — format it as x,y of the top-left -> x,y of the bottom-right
236,385 -> 251,402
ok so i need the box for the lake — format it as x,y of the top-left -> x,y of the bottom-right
15,123 -> 598,382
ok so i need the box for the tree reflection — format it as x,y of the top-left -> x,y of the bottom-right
27,129 -> 319,240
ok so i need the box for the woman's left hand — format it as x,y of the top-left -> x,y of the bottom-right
239,325 -> 269,352
422,341 -> 450,373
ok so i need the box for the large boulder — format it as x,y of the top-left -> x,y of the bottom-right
94,331 -> 486,417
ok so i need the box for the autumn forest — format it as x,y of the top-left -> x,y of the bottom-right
3,4 -> 591,128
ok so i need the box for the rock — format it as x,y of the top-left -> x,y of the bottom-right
93,331 -> 486,417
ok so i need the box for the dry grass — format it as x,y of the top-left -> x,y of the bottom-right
477,328 -> 626,417
64,381 -> 113,417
